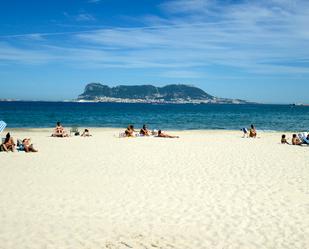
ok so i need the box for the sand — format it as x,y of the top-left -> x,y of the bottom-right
0,128 -> 308,249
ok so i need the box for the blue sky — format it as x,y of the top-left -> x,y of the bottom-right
0,0 -> 308,103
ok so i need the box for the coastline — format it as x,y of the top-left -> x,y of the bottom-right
1,99 -> 309,105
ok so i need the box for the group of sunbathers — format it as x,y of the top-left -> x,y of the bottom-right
51,122 -> 91,137
281,133 -> 309,145
0,132 -> 38,153
2,121 -> 307,152
0,122 -> 94,152
51,122 -> 179,139
124,124 -> 179,138
241,124 -> 308,145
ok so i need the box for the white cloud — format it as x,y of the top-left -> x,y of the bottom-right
0,0 -> 309,76
23,33 -> 45,41
0,42 -> 55,64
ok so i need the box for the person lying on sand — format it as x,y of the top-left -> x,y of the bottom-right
157,130 -> 179,138
292,134 -> 302,145
125,125 -> 135,137
249,124 -> 257,138
81,129 -> 92,137
140,124 -> 150,136
22,138 -> 38,152
281,134 -> 289,144
52,122 -> 69,137
1,132 -> 15,152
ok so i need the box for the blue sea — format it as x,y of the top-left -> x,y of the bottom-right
0,101 -> 308,131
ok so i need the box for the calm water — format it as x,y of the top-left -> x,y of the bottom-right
0,101 -> 308,131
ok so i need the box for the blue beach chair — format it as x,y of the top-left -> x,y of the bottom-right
0,121 -> 7,151
298,133 -> 309,145
0,121 -> 6,134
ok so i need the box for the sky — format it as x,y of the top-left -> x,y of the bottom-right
0,0 -> 308,103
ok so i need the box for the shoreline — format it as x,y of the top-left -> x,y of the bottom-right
2,127 -> 305,134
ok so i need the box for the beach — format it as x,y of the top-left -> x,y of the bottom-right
0,128 -> 308,249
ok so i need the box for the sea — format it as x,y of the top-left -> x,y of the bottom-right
0,101 -> 308,131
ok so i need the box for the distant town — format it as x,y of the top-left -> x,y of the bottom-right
77,83 -> 251,105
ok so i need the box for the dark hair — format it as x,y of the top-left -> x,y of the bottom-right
292,134 -> 297,138
57,122 -> 61,126
158,130 -> 162,134
251,124 -> 255,129
282,134 -> 286,138
85,129 -> 89,132
129,125 -> 134,129
143,124 -> 147,129
4,132 -> 10,143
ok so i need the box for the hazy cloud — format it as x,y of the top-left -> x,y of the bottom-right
160,0 -> 214,14
87,0 -> 101,3
63,11 -> 96,22
75,13 -> 96,21
161,70 -> 205,78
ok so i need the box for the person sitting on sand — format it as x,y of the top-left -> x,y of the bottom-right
281,134 -> 289,144
22,138 -> 38,152
140,124 -> 150,136
1,132 -> 16,152
292,134 -> 302,145
125,125 -> 135,137
81,129 -> 92,137
52,122 -> 69,137
249,124 -> 257,138
157,130 -> 179,138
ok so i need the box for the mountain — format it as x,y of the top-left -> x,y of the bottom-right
77,83 -> 249,104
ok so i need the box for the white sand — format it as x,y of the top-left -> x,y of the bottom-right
0,129 -> 308,249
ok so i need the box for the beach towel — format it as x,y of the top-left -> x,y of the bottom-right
16,139 -> 25,152
117,132 -> 147,138
0,121 -> 6,133
118,132 -> 127,138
